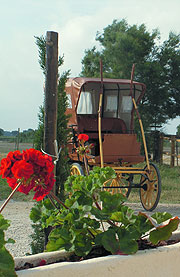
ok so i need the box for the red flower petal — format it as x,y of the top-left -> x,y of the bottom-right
12,160 -> 34,179
78,134 -> 89,142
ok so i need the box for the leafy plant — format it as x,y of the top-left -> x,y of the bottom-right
0,214 -> 17,276
30,166 -> 180,257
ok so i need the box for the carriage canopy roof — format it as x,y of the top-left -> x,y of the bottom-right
66,77 -> 146,91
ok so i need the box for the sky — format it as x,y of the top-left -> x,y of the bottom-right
0,0 -> 180,134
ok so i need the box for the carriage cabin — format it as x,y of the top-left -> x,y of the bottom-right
65,77 -> 145,165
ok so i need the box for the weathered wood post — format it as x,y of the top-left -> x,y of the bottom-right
44,31 -> 58,193
15,128 -> 20,150
170,136 -> 175,167
159,134 -> 164,165
43,31 -> 58,247
175,137 -> 178,166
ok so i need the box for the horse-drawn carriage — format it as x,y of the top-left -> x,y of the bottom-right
64,69 -> 161,211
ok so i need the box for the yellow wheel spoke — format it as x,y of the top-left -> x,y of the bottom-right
103,173 -> 132,198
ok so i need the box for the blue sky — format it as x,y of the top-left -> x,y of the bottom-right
0,0 -> 180,133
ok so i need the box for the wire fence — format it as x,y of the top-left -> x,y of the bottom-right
0,140 -> 34,160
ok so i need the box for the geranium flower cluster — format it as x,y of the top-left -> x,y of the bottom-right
0,149 -> 55,201
76,134 -> 94,156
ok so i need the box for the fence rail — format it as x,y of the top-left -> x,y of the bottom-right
160,135 -> 180,167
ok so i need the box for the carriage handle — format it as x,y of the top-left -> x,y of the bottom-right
130,64 -> 150,171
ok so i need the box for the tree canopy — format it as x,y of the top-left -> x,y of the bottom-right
81,19 -> 180,130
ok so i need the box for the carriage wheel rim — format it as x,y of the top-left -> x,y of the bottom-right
140,163 -> 161,211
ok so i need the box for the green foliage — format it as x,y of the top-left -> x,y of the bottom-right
56,71 -> 71,198
0,214 -> 17,276
0,129 -> 4,136
34,105 -> 44,150
177,124 -> 180,136
29,200 -> 54,254
34,36 -> 46,75
19,129 -> 35,143
31,167 -> 180,257
30,223 -> 45,254
81,19 -> 180,130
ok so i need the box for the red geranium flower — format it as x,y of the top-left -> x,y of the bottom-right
7,150 -> 22,162
0,157 -> 12,178
33,172 -> 55,201
78,134 -> 89,142
6,177 -> 17,190
23,149 -> 44,164
0,149 -> 55,202
12,160 -> 34,180
39,260 -> 46,266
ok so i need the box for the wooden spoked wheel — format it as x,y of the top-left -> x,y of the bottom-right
70,163 -> 84,176
140,163 -> 161,211
103,173 -> 133,198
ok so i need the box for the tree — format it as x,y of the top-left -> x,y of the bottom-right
81,19 -> 180,130
177,124 -> 180,136
0,128 -> 4,136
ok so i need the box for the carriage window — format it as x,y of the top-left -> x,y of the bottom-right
104,95 -> 118,112
67,94 -> 72,109
121,96 -> 132,112
77,91 -> 94,114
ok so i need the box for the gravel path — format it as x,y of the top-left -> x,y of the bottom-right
0,200 -> 34,257
1,200 -> 180,258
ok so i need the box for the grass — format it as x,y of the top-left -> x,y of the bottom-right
0,176 -> 34,201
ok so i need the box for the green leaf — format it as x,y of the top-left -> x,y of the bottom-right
135,213 -> 154,234
0,231 -> 6,248
91,207 -> 109,220
116,228 -> 138,254
110,212 -> 124,222
0,215 -> 10,231
100,191 -> 125,212
29,207 -> 42,222
100,229 -> 119,254
149,217 -> 180,244
0,247 -> 17,277
73,235 -> 92,257
151,212 -> 172,224
119,239 -> 138,254
6,239 -> 15,244
46,237 -> 67,251
43,198 -> 55,210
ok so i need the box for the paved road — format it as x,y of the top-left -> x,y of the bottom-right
128,202 -> 180,217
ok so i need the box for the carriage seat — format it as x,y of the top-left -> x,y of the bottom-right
77,115 -> 127,135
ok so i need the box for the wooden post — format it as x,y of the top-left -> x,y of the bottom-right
170,136 -> 175,168
176,137 -> 178,166
16,128 -> 20,150
159,134 -> 163,165
44,31 -> 58,193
